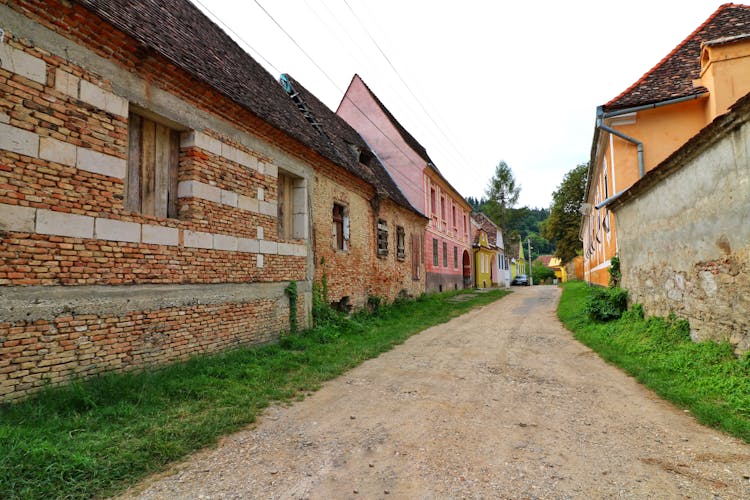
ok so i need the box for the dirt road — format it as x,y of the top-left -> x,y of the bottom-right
126,286 -> 750,499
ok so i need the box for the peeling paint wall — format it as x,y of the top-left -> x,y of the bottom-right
614,112 -> 750,353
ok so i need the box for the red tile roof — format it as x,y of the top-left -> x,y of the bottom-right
605,3 -> 750,111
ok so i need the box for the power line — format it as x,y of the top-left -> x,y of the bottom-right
341,0 -> 479,174
191,0 -> 281,75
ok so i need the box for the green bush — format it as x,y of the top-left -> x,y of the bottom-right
584,286 -> 628,321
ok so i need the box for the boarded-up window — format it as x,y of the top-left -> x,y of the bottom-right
278,173 -> 293,240
126,113 -> 179,217
411,234 -> 421,280
277,171 -> 308,241
396,226 -> 405,260
377,219 -> 388,257
433,238 -> 438,266
333,203 -> 348,250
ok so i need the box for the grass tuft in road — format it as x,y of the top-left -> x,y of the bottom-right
0,288 -> 508,500
559,281 -> 750,443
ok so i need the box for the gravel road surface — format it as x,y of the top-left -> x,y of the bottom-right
123,286 -> 750,499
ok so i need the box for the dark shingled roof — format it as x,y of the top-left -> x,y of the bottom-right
74,0 -> 360,176
280,75 -> 423,216
471,212 -> 500,248
605,3 -> 750,111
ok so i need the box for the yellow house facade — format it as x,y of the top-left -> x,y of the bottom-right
548,257 -> 567,283
472,229 -> 496,288
582,4 -> 750,286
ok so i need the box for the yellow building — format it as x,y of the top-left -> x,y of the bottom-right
472,227 -> 497,288
548,257 -> 567,283
582,4 -> 750,286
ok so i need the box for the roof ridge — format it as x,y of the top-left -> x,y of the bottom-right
347,74 -> 434,166
605,3 -> 740,108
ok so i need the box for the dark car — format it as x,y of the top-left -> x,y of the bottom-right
511,274 -> 529,286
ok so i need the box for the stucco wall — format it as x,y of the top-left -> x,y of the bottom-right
614,116 -> 750,353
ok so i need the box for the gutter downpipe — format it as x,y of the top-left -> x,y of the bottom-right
593,93 -> 707,210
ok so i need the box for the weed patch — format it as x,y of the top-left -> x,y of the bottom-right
559,281 -> 750,443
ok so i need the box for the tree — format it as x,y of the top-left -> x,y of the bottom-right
544,163 -> 588,263
484,160 -> 520,235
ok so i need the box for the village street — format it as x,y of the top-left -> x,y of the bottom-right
125,287 -> 750,499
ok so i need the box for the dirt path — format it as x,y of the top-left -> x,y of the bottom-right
124,286 -> 750,499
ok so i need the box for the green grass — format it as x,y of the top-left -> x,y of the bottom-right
0,288 -> 509,499
559,281 -> 750,443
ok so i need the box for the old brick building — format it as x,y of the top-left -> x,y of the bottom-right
0,0 -> 338,401
0,0 -> 434,402
280,75 -> 426,308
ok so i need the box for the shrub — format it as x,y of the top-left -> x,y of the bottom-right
585,286 -> 628,321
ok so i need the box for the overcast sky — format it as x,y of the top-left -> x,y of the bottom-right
192,0 -> 729,209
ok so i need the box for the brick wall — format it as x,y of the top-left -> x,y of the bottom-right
0,0 -> 313,401
311,160 -> 425,308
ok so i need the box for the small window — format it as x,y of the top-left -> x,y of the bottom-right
396,226 -> 405,260
411,234 -> 421,280
333,203 -> 349,250
278,172 -> 307,241
452,205 -> 457,228
454,246 -> 458,268
377,219 -> 388,257
442,241 -> 448,267
126,113 -> 179,217
433,238 -> 438,266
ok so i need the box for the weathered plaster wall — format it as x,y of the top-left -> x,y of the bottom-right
615,117 -> 750,353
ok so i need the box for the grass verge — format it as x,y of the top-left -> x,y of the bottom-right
0,288 -> 508,499
559,281 -> 750,443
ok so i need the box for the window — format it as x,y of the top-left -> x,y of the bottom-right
441,197 -> 446,221
463,214 -> 468,238
452,205 -> 456,228
377,219 -> 388,257
411,234 -> 421,280
442,241 -> 448,267
430,188 -> 436,215
396,226 -> 405,260
126,113 -> 179,217
278,172 -> 307,241
454,246 -> 458,268
333,203 -> 349,250
433,238 -> 439,266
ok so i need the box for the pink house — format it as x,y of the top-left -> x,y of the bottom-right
337,75 -> 472,291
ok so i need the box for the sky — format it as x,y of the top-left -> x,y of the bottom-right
192,0 -> 731,209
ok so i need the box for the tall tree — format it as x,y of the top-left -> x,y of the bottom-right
484,160 -> 520,235
544,163 -> 588,263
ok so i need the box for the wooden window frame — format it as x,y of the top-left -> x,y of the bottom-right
126,112 -> 180,218
377,219 -> 388,257
396,226 -> 405,260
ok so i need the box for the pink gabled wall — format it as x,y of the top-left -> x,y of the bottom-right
336,75 -> 426,215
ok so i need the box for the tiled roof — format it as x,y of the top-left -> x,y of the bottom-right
74,0 -> 360,177
605,3 -> 750,111
471,212 -> 500,246
280,75 -> 422,216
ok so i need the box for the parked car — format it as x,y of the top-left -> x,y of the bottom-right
511,274 -> 529,286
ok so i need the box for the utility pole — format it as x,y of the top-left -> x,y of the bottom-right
527,237 -> 533,286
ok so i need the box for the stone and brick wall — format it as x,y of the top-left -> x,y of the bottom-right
311,160 -> 425,309
0,0 -> 314,401
612,97 -> 750,354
